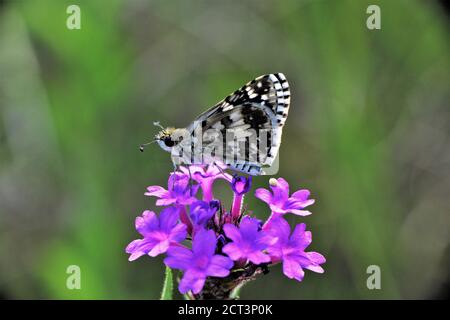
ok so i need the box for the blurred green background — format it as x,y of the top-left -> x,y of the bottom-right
0,0 -> 449,299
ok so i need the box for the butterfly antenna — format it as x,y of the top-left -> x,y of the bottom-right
139,139 -> 157,152
153,121 -> 165,130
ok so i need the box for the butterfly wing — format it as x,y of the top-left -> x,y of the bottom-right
187,73 -> 291,175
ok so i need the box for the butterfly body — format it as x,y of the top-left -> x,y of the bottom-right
153,73 -> 291,175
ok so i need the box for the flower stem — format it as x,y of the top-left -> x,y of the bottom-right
202,180 -> 213,202
178,205 -> 193,235
231,193 -> 244,221
195,264 -> 264,300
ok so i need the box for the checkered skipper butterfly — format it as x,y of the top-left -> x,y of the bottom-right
141,73 -> 290,175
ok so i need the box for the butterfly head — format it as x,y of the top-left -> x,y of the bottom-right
140,121 -> 186,153
154,127 -> 178,152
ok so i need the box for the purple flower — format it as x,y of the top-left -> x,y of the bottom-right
230,175 -> 252,220
127,164 -> 327,297
255,178 -> 314,216
231,176 -> 252,196
145,172 -> 199,206
190,200 -> 220,229
266,217 -> 325,281
181,164 -> 231,201
126,207 -> 187,261
164,229 -> 234,294
222,216 -> 271,265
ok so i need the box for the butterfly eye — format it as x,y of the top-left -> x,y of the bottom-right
164,137 -> 175,147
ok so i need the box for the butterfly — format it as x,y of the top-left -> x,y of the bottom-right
141,73 -> 291,175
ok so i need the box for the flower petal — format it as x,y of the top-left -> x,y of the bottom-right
290,225 -> 312,249
289,209 -> 312,216
223,224 -> 242,242
148,239 -> 170,257
135,211 -> 159,236
238,216 -> 260,239
169,172 -> 189,192
266,217 -> 291,242
192,229 -> 216,257
206,255 -> 233,277
282,257 -> 305,281
265,217 -> 291,258
190,200 -> 216,226
255,188 -> 272,204
305,265 -> 325,273
179,270 -> 206,294
145,186 -> 169,198
290,223 -> 306,240
305,252 -> 326,270
187,165 -> 205,179
169,223 -> 187,243
291,189 -> 311,201
247,251 -> 271,265
222,243 -> 243,261
164,246 -> 193,270
270,178 -> 290,203
159,207 -> 180,232
126,238 -> 158,261
155,198 -> 177,206
128,251 -> 146,262
285,197 -> 315,210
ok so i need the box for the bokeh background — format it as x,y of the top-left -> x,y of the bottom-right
0,0 -> 449,299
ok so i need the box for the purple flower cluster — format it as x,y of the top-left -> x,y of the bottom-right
126,164 -> 325,296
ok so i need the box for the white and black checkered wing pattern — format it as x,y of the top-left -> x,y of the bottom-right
188,73 -> 291,175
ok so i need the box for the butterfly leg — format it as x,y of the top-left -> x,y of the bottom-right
212,161 -> 232,180
172,163 -> 178,173
187,166 -> 194,196
171,163 -> 181,189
